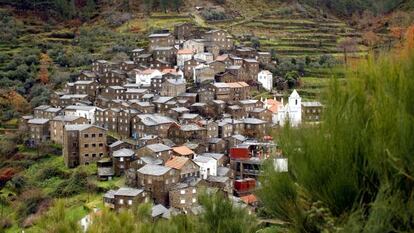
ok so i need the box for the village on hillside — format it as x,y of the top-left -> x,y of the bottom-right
19,22 -> 324,227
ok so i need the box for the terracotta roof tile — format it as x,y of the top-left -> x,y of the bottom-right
165,156 -> 189,169
172,146 -> 195,156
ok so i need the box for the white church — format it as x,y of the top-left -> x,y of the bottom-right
263,90 -> 302,127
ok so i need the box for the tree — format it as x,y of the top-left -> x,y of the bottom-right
198,192 -> 257,233
337,37 -> 358,67
259,47 -> 414,232
38,53 -> 52,84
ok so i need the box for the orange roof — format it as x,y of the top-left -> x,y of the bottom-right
265,99 -> 281,113
165,156 -> 189,169
177,49 -> 193,55
240,194 -> 257,205
172,146 -> 195,156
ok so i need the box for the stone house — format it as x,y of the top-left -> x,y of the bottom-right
101,86 -> 126,100
301,101 -> 323,122
123,88 -> 148,100
92,60 -> 117,74
256,51 -> 271,64
204,29 -> 234,51
169,179 -> 200,210
243,118 -> 268,138
77,71 -> 97,81
63,124 -> 107,168
249,108 -> 273,122
129,101 -> 155,114
152,46 -> 177,64
165,156 -> 200,179
243,59 -> 260,81
174,22 -> 195,40
136,164 -> 180,205
207,138 -> 227,154
148,33 -> 175,51
136,143 -> 172,164
120,61 -> 136,72
131,114 -> 175,139
167,123 -> 207,144
117,109 -> 138,138
27,118 -> 50,146
94,108 -> 120,132
161,78 -> 186,97
193,64 -> 215,84
100,69 -> 128,87
49,115 -> 88,145
183,39 -> 205,54
113,187 -> 148,211
184,58 -> 206,79
177,49 -> 194,68
113,148 -> 136,176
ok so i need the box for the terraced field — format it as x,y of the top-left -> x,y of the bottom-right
227,10 -> 368,59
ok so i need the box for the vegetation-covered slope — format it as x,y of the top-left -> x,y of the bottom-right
259,31 -> 414,232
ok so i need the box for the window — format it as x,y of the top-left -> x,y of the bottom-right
84,144 -> 89,148
99,143 -> 103,147
180,190 -> 186,194
128,200 -> 133,205
148,178 -> 152,184
99,153 -> 103,157
85,154 -> 89,157
192,198 -> 196,203
119,199 -> 124,204
92,144 -> 96,147
99,133 -> 103,137
180,199 -> 186,204
92,154 -> 96,157
84,134 -> 89,138
192,188 -> 196,194
91,134 -> 96,138
120,157 -> 124,162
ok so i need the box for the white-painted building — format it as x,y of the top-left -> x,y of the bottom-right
193,155 -> 217,179
277,90 -> 302,126
258,70 -> 273,91
177,49 -> 194,68
64,105 -> 100,124
262,90 -> 302,126
135,68 -> 163,87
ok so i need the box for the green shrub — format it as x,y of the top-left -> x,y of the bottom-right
259,50 -> 414,231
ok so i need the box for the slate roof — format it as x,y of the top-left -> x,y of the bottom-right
113,148 -> 135,157
146,143 -> 171,152
28,118 -> 49,124
137,164 -> 171,176
151,204 -> 168,218
114,187 -> 144,197
193,155 -> 215,164
103,190 -> 116,199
